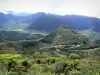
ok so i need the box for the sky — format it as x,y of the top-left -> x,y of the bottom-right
0,0 -> 100,18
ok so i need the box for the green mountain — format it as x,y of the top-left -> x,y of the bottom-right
40,28 -> 88,45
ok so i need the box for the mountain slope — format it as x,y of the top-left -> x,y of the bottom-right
28,14 -> 100,32
40,28 -> 88,45
0,31 -> 45,41
0,12 -> 40,30
80,30 -> 100,42
61,15 -> 100,32
28,13 -> 65,32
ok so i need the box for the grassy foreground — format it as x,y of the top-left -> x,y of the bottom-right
0,49 -> 100,75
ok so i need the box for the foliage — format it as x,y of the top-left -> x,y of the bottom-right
0,49 -> 100,75
68,53 -> 81,60
40,28 -> 88,45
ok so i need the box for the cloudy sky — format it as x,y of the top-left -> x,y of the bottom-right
0,0 -> 100,17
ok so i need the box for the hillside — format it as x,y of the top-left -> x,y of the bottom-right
40,28 -> 88,45
80,30 -> 100,42
61,15 -> 100,32
28,13 -> 65,32
0,31 -> 45,41
28,14 -> 100,32
0,12 -> 39,30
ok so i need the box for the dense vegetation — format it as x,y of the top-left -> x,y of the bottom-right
40,28 -> 88,45
0,49 -> 100,75
0,30 -> 45,41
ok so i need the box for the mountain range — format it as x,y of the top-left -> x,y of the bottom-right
0,12 -> 100,32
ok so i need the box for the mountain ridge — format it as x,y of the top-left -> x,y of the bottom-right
0,12 -> 100,32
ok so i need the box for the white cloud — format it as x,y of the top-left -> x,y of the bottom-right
0,0 -> 100,18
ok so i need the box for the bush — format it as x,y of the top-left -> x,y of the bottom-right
21,61 -> 30,69
45,58 -> 56,64
69,53 -> 81,60
20,40 -> 39,48
14,66 -> 27,72
51,63 -> 68,74
7,59 -> 17,72
8,72 -> 18,75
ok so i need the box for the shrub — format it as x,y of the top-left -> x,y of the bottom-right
45,58 -> 56,64
20,40 -> 39,48
21,61 -> 30,69
14,65 -> 27,72
7,59 -> 17,72
69,53 -> 81,60
8,72 -> 18,75
36,59 -> 42,64
51,63 -> 68,74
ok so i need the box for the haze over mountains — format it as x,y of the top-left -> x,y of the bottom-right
0,12 -> 100,32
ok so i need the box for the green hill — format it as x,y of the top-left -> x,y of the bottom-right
40,28 -> 88,45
